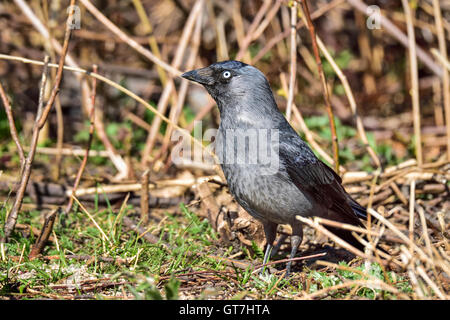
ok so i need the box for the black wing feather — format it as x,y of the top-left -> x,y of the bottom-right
279,135 -> 365,226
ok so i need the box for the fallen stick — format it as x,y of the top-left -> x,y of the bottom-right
8,254 -> 130,265
33,146 -> 111,157
140,170 -> 150,224
29,208 -> 59,258
66,175 -> 222,197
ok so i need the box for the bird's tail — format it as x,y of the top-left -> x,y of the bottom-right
326,196 -> 388,254
324,214 -> 390,256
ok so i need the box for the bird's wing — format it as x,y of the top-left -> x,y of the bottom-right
279,135 -> 363,226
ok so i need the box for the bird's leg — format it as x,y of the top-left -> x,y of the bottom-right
262,244 -> 272,267
271,234 -> 288,258
286,224 -> 303,277
261,221 -> 278,275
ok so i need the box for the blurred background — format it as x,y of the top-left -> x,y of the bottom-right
0,0 -> 448,176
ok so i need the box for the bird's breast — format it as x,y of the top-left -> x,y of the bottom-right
221,162 -> 317,224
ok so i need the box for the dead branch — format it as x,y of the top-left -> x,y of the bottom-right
299,0 -> 340,172
29,208 -> 59,258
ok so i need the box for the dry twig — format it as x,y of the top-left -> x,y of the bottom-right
401,0 -> 422,165
299,0 -> 340,172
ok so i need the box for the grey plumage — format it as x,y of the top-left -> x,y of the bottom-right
182,61 -> 367,275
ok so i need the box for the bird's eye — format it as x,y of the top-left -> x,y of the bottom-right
222,71 -> 232,79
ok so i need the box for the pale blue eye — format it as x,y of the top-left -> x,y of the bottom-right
222,71 -> 231,79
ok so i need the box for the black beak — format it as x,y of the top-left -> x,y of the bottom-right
181,67 -> 214,85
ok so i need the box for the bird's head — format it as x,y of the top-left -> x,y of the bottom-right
181,60 -> 271,104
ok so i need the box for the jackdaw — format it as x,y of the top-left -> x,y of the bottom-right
182,61 -> 368,275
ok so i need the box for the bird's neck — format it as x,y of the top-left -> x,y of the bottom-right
217,94 -> 287,130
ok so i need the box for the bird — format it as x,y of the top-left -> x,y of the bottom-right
182,60 -> 369,276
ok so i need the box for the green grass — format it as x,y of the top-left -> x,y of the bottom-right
0,192 -> 414,300
0,199 -> 225,299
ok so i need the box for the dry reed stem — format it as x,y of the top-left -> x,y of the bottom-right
79,0 -> 181,76
13,0 -> 128,179
316,260 -> 369,278
232,0 -> 250,62
157,11 -> 203,164
141,79 -> 177,164
45,47 -> 65,181
400,246 -> 426,299
316,260 -> 405,296
0,54 -> 219,168
408,179 -> 416,255
0,82 -> 25,168
286,1 -> 297,122
53,95 -> 64,181
252,0 -> 345,64
140,169 -> 150,224
430,49 -> 450,71
351,232 -> 402,267
267,271 -> 287,295
299,0 -> 340,173
415,265 -> 446,299
389,182 -> 408,205
315,37 -> 381,168
32,146 -> 110,158
300,278 -> 401,299
122,216 -> 163,247
2,55 -> 47,241
347,0 -> 442,78
295,215 -> 369,260
431,0 -> 450,161
376,162 -> 449,191
206,2 -> 228,62
2,1 -> 76,242
146,0 -> 204,148
252,0 -> 283,42
141,0 -> 204,165
253,252 -> 327,273
64,64 -> 98,215
235,0 -> 272,61
297,207 -> 407,268
66,175 -> 221,197
313,217 -> 382,237
401,0 -> 423,165
368,208 -> 449,275
416,206 -> 433,264
111,192 -> 131,238
131,0 -> 168,87
416,205 -> 445,295
71,195 -> 112,246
